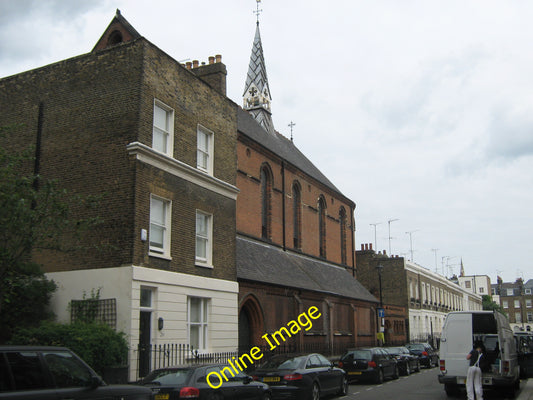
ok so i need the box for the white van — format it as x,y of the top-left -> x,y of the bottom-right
438,311 -> 520,397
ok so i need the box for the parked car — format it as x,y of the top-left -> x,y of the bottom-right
515,332 -> 533,378
405,342 -> 439,368
0,345 -> 151,399
251,353 -> 347,400
338,347 -> 399,384
139,363 -> 271,400
384,346 -> 420,375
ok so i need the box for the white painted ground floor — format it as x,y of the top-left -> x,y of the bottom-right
47,266 -> 239,381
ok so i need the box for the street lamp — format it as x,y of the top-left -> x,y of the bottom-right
376,263 -> 384,346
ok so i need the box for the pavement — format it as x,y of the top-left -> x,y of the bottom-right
518,379 -> 533,400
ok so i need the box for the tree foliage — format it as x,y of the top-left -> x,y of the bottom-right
482,294 -> 504,314
0,125 -> 100,342
9,321 -> 129,374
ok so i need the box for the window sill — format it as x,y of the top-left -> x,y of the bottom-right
149,252 -> 172,261
195,261 -> 213,269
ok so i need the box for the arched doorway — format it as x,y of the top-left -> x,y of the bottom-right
239,295 -> 264,351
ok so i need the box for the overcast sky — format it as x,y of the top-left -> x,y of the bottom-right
1,0 -> 532,284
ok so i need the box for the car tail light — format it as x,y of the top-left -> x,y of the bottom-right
440,360 -> 446,372
180,387 -> 200,398
422,351 -> 428,356
284,373 -> 303,381
368,361 -> 377,368
251,375 -> 259,381
338,361 -> 343,368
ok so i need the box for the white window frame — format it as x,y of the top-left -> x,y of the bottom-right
152,99 -> 174,156
507,288 -> 514,296
188,297 -> 209,352
503,300 -> 509,309
514,300 -> 521,308
515,312 -> 522,323
195,210 -> 213,268
526,299 -> 532,308
196,124 -> 214,175
525,288 -> 532,295
149,195 -> 172,259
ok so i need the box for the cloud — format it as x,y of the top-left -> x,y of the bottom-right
485,107 -> 533,161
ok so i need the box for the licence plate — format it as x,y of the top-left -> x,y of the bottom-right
155,394 -> 169,400
263,376 -> 281,382
348,371 -> 362,375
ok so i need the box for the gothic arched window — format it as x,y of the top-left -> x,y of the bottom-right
260,165 -> 272,240
339,207 -> 347,264
292,182 -> 302,249
318,196 -> 327,258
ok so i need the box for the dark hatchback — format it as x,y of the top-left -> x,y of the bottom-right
405,343 -> 439,368
139,364 -> 271,400
0,346 -> 151,399
338,347 -> 399,384
383,346 -> 420,375
252,353 -> 347,400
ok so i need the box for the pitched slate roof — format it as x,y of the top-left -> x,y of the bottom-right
238,107 -> 349,198
237,236 -> 378,302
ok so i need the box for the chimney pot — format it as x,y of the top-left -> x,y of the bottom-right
361,244 -> 364,251
193,60 -> 199,68
369,243 -> 373,250
186,62 -> 192,69
215,54 -> 222,63
209,56 -> 215,64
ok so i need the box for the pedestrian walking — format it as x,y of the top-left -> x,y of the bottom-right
466,341 -> 485,400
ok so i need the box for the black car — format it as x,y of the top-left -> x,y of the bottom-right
140,364 -> 271,400
251,353 -> 347,400
405,343 -> 439,368
383,346 -> 420,375
338,347 -> 398,384
0,345 -> 151,399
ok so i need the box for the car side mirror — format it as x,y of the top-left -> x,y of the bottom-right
90,375 -> 103,388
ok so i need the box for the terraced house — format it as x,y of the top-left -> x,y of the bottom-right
0,11 -> 239,380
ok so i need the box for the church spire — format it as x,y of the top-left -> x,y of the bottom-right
243,0 -> 274,135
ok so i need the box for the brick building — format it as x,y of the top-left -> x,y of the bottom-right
356,244 -> 482,345
492,277 -> 533,332
0,11 -> 240,379
236,21 -> 378,353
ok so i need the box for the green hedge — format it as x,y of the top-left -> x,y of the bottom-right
10,321 -> 128,375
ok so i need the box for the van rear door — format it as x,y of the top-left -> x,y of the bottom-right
442,312 -> 472,377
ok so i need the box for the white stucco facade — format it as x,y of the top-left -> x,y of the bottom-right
47,266 -> 239,380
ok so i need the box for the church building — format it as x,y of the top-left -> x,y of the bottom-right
236,17 -> 378,353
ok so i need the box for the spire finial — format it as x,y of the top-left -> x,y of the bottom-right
254,0 -> 263,24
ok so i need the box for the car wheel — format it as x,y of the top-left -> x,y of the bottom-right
337,376 -> 348,396
262,393 -> 272,400
392,365 -> 399,379
311,382 -> 320,400
375,368 -> 384,384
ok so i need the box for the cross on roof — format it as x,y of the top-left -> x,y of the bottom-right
254,0 -> 263,23
288,121 -> 296,141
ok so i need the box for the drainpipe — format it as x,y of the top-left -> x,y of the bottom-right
281,161 -> 286,251
350,205 -> 356,277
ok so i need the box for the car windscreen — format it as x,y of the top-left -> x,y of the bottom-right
406,344 -> 425,351
142,368 -> 192,385
386,347 -> 403,354
259,355 -> 306,370
342,350 -> 372,361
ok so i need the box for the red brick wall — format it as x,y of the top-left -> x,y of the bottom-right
236,135 -> 355,267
